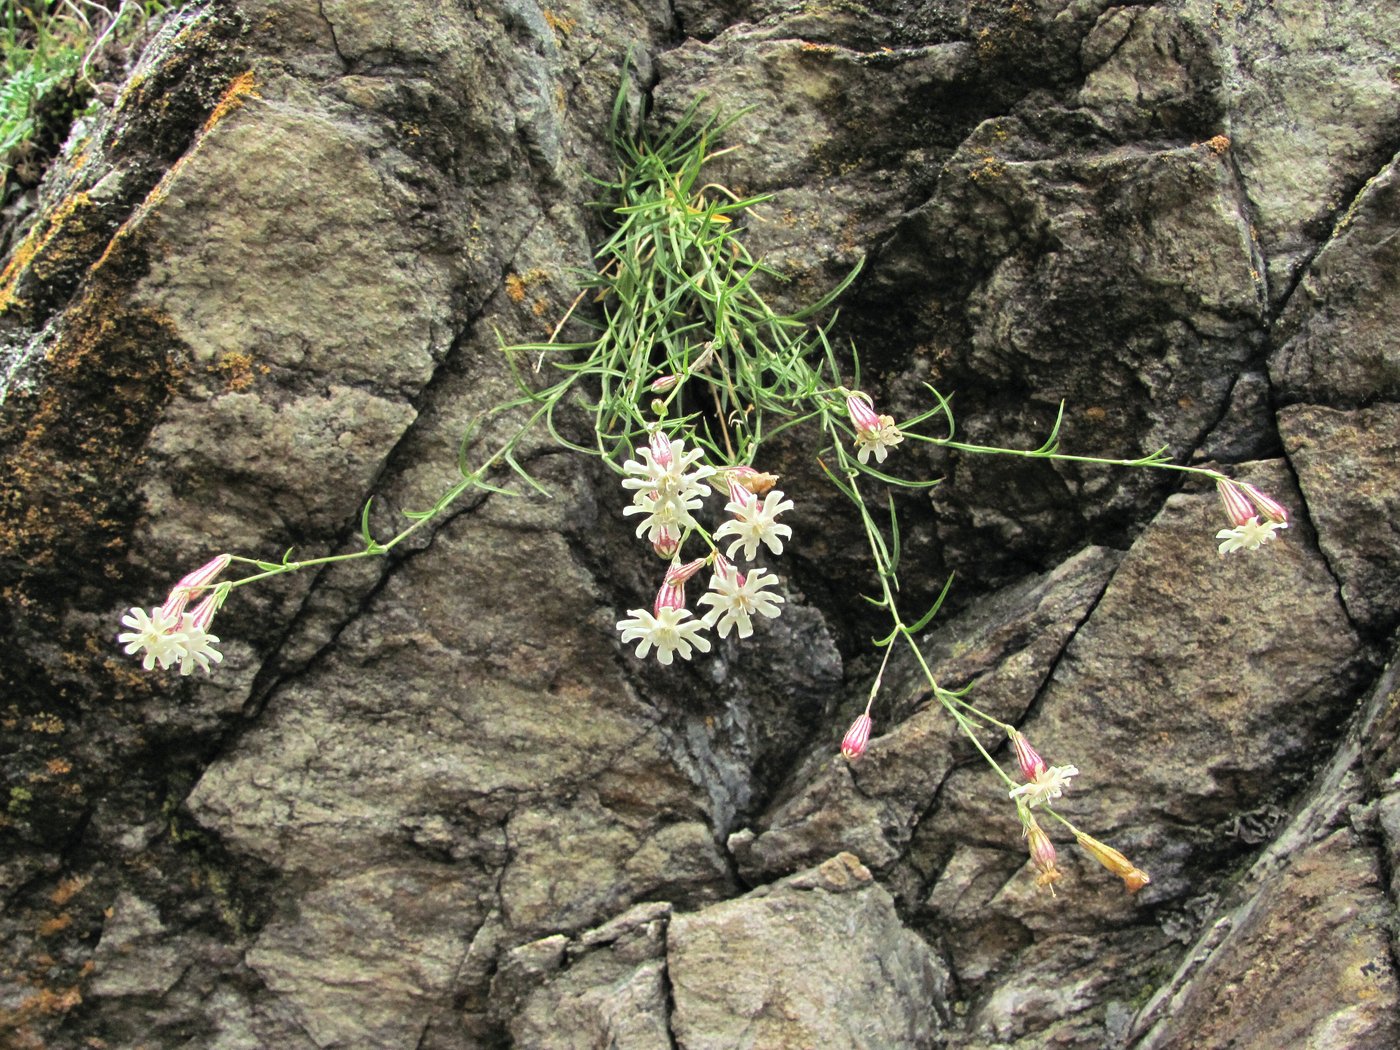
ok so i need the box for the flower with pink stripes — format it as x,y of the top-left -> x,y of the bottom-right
845,392 -> 904,465
1215,478 -> 1288,555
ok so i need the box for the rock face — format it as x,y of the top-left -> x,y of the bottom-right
2,2 -> 1398,1049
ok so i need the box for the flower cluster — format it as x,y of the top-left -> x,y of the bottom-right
1215,478 -> 1288,555
1007,729 -> 1150,895
616,432 -> 789,662
117,554 -> 231,675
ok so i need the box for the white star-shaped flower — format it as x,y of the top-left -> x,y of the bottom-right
616,607 -> 712,665
1009,764 -> 1080,808
621,436 -> 713,503
714,487 -> 794,562
697,563 -> 785,639
1216,516 -> 1286,555
118,607 -> 183,670
169,620 -> 224,676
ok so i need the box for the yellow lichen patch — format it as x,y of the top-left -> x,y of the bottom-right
200,69 -> 260,136
214,351 -> 261,391
0,192 -> 100,318
968,155 -> 1008,182
505,273 -> 529,302
543,10 -> 577,38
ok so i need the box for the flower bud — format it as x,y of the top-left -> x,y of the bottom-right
841,712 -> 873,760
664,558 -> 708,587
651,525 -> 680,559
1010,730 -> 1047,782
653,581 -> 687,616
1239,481 -> 1289,525
1074,830 -> 1151,893
1216,479 -> 1256,528
650,374 -> 681,393
160,553 -> 232,620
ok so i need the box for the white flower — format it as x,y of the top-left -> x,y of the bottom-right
697,561 -> 784,639
1009,764 -> 1080,808
854,417 -> 904,464
621,434 -> 714,503
623,490 -> 703,544
714,483 -> 794,562
119,590 -> 226,676
118,606 -> 182,670
1216,517 -> 1286,555
616,607 -> 712,665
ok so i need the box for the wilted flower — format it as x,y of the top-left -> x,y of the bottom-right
728,465 -> 780,496
841,711 -> 873,759
1009,764 -> 1080,808
714,478 -> 794,561
696,557 -> 784,639
1024,815 -> 1062,894
845,392 -> 904,465
1074,830 -> 1151,893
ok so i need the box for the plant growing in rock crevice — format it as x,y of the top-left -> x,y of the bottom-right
115,97 -> 1291,897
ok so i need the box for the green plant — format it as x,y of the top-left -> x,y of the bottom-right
0,1 -> 171,190
114,95 -> 1291,897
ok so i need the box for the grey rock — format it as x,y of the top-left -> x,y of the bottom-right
668,853 -> 949,1050
1281,403 -> 1400,635
1271,150 -> 1400,404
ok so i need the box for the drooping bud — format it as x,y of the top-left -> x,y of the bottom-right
1010,730 -> 1048,782
1074,830 -> 1151,893
160,553 -> 232,620
1216,479 -> 1256,528
1238,481 -> 1289,525
725,476 -> 754,509
841,712 -> 873,760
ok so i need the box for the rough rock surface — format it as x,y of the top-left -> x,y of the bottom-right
2,1 -> 1399,1049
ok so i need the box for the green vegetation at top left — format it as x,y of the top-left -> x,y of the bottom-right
1,1 -> 170,200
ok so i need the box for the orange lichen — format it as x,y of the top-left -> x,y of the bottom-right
0,192 -> 100,317
200,69 -> 260,136
543,10 -> 577,37
505,273 -> 528,302
968,155 -> 1007,182
37,914 -> 73,937
50,876 -> 88,906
